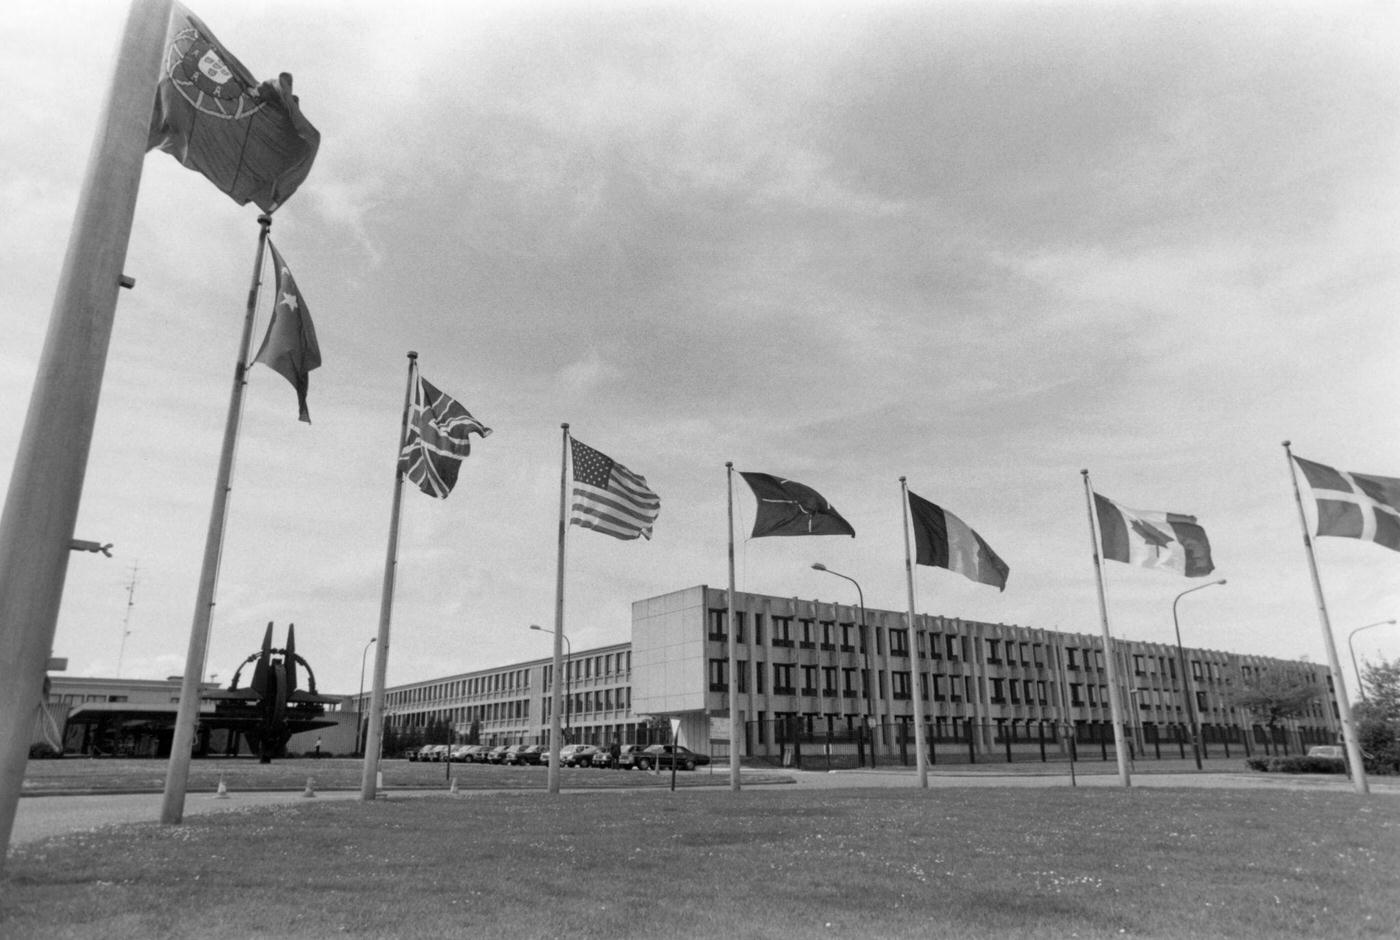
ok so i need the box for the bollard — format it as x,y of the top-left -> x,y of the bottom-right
214,775 -> 229,799
302,776 -> 316,798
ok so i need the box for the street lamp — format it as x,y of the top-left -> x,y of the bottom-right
357,637 -> 376,757
530,624 -> 572,742
812,563 -> 877,768
1348,619 -> 1397,701
1127,688 -> 1150,759
1173,578 -> 1226,770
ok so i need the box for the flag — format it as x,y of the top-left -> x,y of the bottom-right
1293,455 -> 1400,553
252,241 -> 320,422
147,3 -> 320,212
398,374 -> 491,498
738,472 -> 855,538
907,490 -> 1008,591
570,438 -> 660,540
1093,492 -> 1215,577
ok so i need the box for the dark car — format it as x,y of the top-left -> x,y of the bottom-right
638,744 -> 709,771
615,744 -> 651,770
486,745 -> 511,764
461,744 -> 493,763
505,744 -> 547,765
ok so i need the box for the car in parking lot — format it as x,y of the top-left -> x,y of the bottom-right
460,744 -> 493,763
503,744 -> 546,765
636,744 -> 708,771
614,744 -> 651,770
486,745 -> 512,764
418,744 -> 448,762
554,744 -> 601,767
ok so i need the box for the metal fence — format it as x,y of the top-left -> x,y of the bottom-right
741,717 -> 1335,771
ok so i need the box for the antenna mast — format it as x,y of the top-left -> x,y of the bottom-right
116,562 -> 138,677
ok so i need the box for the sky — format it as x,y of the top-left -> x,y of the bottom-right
2,1 -> 1398,702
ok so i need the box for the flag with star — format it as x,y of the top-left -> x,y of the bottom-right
570,438 -> 660,540
738,472 -> 855,538
253,240 -> 320,422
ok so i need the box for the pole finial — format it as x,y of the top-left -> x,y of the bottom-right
725,461 -> 733,469
1282,440 -> 1292,448
407,351 -> 418,360
561,422 -> 570,430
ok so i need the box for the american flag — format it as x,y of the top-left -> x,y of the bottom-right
398,373 -> 491,498
569,438 -> 660,541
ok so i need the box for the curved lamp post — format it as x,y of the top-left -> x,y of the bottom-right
812,562 -> 877,768
357,637 -> 376,757
531,624 -> 572,742
1173,578 -> 1226,770
1348,619 -> 1397,702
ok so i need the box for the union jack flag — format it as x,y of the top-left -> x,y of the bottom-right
398,373 -> 491,498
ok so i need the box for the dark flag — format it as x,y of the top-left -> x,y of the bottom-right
570,438 -> 660,541
1293,455 -> 1400,553
398,374 -> 491,498
147,3 -> 320,212
738,472 -> 855,538
907,490 -> 1009,591
252,241 -> 320,422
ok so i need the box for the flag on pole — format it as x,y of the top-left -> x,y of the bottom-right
398,374 -> 491,498
738,472 -> 855,538
147,3 -> 320,212
1093,492 -> 1215,577
570,438 -> 660,540
907,490 -> 1009,591
1292,455 -> 1400,553
252,241 -> 320,422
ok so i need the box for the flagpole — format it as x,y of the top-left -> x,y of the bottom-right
1081,470 -> 1131,788
898,478 -> 930,788
161,213 -> 272,824
725,463 -> 741,792
0,0 -> 172,865
1282,441 -> 1368,795
359,352 -> 418,800
547,424 -> 570,795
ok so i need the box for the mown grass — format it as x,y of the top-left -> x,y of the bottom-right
4,786 -> 1397,939
19,756 -> 767,794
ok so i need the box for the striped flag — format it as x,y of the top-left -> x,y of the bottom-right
398,374 -> 491,498
1093,492 -> 1214,577
1293,455 -> 1400,553
907,490 -> 1008,591
570,438 -> 659,541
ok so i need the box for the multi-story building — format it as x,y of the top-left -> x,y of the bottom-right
361,585 -> 1339,762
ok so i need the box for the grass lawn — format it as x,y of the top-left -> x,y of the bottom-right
18,756 -> 768,794
3,785 -> 1397,939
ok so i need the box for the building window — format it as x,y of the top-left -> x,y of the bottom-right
708,659 -> 728,692
773,663 -> 795,696
890,628 -> 909,658
822,666 -> 838,696
842,668 -> 857,698
772,617 -> 794,648
986,638 -> 1002,664
737,660 -> 749,694
708,609 -> 727,641
945,634 -> 960,661
756,664 -> 767,694
751,613 -> 763,645
1070,683 -> 1083,707
991,678 -> 1005,704
820,621 -> 836,650
840,623 -> 854,651
800,619 -> 816,649
801,665 -> 817,696
892,672 -> 911,700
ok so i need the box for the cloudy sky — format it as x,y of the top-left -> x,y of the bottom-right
2,1 -> 1397,701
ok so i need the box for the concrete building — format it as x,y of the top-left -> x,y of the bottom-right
357,585 -> 1340,763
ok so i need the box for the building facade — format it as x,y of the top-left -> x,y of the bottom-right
359,585 -> 1339,761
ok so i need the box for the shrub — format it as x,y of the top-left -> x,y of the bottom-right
1245,754 -> 1346,774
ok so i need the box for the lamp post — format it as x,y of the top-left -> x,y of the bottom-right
357,637 -> 376,757
531,624 -> 572,743
812,563 -> 876,768
1172,578 -> 1226,770
1348,619 -> 1397,702
1127,688 -> 1149,760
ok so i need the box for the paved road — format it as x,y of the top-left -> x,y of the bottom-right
11,768 -> 1397,849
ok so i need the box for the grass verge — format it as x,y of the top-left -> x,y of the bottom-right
4,786 -> 1397,939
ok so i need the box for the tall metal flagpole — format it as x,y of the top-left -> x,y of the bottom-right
1080,470 -> 1131,788
898,478 -> 930,788
725,463 -> 741,792
161,213 -> 273,825
0,0 -> 172,865
359,352 -> 418,801
1282,441 -> 1369,795
547,424 -> 570,795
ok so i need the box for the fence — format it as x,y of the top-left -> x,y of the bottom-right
742,717 -> 1335,771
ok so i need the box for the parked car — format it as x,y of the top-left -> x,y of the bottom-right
404,747 -> 421,761
449,745 -> 474,762
556,744 -> 601,767
615,744 -> 650,770
486,745 -> 512,764
502,744 -> 546,765
417,744 -> 445,762
1307,745 -> 1345,759
637,744 -> 709,771
461,744 -> 493,763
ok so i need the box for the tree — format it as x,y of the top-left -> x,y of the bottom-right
1355,657 -> 1400,774
1231,669 -> 1320,730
